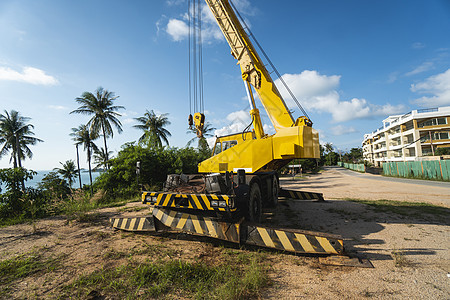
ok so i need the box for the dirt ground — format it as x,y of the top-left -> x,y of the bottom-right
1,168 -> 449,299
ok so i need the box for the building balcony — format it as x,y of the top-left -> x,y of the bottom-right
373,137 -> 386,144
389,143 -> 403,150
388,131 -> 402,139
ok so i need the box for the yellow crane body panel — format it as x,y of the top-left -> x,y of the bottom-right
198,126 -> 319,174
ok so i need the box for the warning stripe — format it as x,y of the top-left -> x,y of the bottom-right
151,208 -> 240,243
142,192 -> 236,212
245,225 -> 343,255
110,217 -> 155,232
280,189 -> 323,201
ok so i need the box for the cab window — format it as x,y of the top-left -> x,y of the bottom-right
222,140 -> 238,151
213,142 -> 222,156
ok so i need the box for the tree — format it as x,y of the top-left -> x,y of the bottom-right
54,160 -> 78,188
93,147 -> 113,171
324,142 -> 333,153
70,87 -> 124,168
0,168 -> 37,216
436,147 -> 450,156
133,110 -> 171,147
0,110 -> 43,169
73,143 -> 82,189
324,142 -> 335,166
348,147 -> 363,162
186,122 -> 216,148
70,124 -> 98,195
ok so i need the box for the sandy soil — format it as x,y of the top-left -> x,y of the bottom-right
1,168 -> 449,299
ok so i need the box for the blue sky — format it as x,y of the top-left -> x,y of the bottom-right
0,0 -> 449,170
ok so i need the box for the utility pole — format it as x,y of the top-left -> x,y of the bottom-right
429,131 -> 435,156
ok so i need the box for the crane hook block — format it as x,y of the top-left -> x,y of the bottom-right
194,112 -> 205,138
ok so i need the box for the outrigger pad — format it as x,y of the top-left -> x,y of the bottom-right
110,217 -> 156,232
244,224 -> 344,255
279,188 -> 324,201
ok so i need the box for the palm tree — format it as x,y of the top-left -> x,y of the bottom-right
133,110 -> 171,147
54,160 -> 78,188
93,147 -> 112,171
74,143 -> 82,189
324,142 -> 334,153
70,87 -> 124,168
186,122 -> 216,148
70,124 -> 98,195
324,142 -> 334,166
0,110 -> 43,169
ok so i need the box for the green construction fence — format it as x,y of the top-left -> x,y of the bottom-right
382,160 -> 450,181
337,162 -> 365,172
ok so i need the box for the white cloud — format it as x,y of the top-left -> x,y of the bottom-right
330,125 -> 357,136
123,118 -> 135,125
411,68 -> 450,107
165,4 -> 224,43
48,105 -> 68,110
166,18 -> 190,41
387,71 -> 399,83
405,61 -> 434,76
0,66 -> 58,85
226,110 -> 251,124
275,70 -> 405,122
166,0 -> 184,6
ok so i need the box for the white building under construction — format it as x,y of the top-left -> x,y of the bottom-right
362,106 -> 450,167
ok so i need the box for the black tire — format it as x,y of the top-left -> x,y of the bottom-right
268,175 -> 279,207
248,183 -> 262,223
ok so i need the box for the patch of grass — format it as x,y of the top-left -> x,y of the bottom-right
0,214 -> 31,227
0,251 -> 65,297
347,199 -> 450,224
62,257 -> 270,299
103,248 -> 130,260
391,250 -> 413,268
133,243 -> 179,258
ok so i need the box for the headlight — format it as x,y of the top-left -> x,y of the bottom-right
211,200 -> 218,207
218,201 -> 227,207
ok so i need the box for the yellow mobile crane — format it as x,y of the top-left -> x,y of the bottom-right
110,0 -> 371,267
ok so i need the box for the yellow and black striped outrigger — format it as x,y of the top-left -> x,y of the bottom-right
279,188 -> 324,201
110,208 -> 344,255
142,191 -> 236,212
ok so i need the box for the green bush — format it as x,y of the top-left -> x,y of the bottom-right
93,143 -> 210,200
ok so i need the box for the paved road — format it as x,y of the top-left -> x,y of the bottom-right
329,166 -> 450,189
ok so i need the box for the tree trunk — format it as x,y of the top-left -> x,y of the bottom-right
88,145 -> 93,196
16,135 -> 25,191
101,123 -> 109,169
76,144 -> 82,189
12,136 -> 18,169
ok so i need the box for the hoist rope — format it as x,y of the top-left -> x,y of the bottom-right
188,0 -> 204,115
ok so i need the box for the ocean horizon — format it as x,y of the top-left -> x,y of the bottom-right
0,170 -> 102,191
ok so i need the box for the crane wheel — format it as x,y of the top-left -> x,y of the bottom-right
267,175 -> 279,207
248,183 -> 262,223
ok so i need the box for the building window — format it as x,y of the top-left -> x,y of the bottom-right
422,148 -> 432,155
433,132 -> 449,140
418,118 -> 447,128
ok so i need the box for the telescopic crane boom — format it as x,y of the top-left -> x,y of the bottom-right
198,0 -> 320,174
